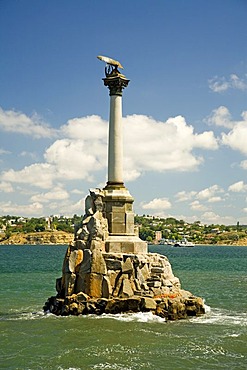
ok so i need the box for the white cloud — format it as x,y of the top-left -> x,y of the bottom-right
228,181 -> 247,192
196,185 -> 223,200
61,115 -> 108,140
200,211 -> 232,225
71,188 -> 84,195
0,148 -> 11,155
205,106 -> 234,129
19,151 -> 38,160
176,185 -> 223,206
0,201 -> 43,216
240,160 -> 247,170
141,197 -> 171,210
221,111 -> 247,155
230,74 -> 247,90
208,74 -> 247,93
44,138 -> 106,181
2,163 -> 55,189
190,200 -> 208,211
123,114 -> 218,180
208,196 -> 222,203
30,187 -> 69,203
0,181 -> 14,193
48,198 -> 84,216
0,114 -> 218,190
175,190 -> 197,202
0,107 -> 57,138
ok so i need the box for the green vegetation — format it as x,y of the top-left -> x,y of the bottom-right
135,215 -> 247,245
0,215 -> 79,241
0,214 -> 247,245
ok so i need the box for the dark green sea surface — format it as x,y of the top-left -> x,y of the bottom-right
0,245 -> 246,370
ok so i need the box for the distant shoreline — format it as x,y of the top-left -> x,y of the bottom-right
0,230 -> 74,245
1,233 -> 247,247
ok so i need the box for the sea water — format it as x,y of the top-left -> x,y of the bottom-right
0,244 -> 246,370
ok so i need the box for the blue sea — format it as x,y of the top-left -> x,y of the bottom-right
0,244 -> 246,370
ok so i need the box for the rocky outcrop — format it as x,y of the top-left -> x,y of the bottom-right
44,188 -> 205,320
44,249 -> 205,320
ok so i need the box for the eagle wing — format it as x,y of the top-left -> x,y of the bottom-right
97,55 -> 123,69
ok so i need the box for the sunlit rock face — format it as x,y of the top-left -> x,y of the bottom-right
44,189 -> 205,320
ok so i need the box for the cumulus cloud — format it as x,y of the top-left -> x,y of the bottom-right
0,113 -> 218,189
0,201 -> 43,216
47,198 -> 84,216
221,111 -> 247,155
240,160 -> 247,170
207,196 -> 222,203
44,138 -> 106,181
0,148 -> 11,155
123,114 -> 218,180
175,190 -> 197,202
175,185 -> 224,205
141,197 -> 171,210
190,200 -> 208,211
206,108 -> 247,162
200,211 -> 232,225
61,115 -> 108,140
205,106 -> 234,129
30,186 -> 69,203
208,74 -> 247,93
228,181 -> 247,192
197,185 -> 223,200
2,163 -> 56,189
0,181 -> 14,193
0,107 -> 57,138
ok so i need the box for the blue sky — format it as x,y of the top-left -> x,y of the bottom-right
0,0 -> 247,225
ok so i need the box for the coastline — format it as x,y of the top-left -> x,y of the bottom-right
0,230 -> 74,245
1,234 -> 247,247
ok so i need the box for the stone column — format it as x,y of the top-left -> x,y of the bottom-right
103,72 -> 129,187
108,95 -> 123,184
101,67 -> 147,254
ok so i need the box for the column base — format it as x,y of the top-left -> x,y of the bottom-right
105,235 -> 147,254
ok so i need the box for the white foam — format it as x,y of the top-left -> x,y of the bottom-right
92,363 -> 133,370
204,303 -> 211,313
58,367 -> 81,370
96,311 -> 166,323
190,307 -> 247,326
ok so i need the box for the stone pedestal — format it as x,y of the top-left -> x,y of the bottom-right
103,184 -> 147,253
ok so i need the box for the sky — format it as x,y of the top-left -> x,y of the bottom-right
0,0 -> 247,225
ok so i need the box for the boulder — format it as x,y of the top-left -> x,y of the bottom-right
141,297 -> 157,311
120,278 -> 134,298
121,257 -> 134,274
91,249 -> 107,274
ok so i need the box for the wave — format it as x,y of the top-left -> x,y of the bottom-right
2,304 -> 247,328
191,306 -> 247,326
93,311 -> 166,323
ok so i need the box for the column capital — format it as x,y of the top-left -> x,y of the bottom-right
103,74 -> 130,96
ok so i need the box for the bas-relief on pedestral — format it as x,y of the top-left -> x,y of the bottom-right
43,56 -> 205,320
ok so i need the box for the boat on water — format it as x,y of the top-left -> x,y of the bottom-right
173,237 -> 195,248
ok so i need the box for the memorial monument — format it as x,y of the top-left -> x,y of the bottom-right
98,55 -> 147,254
43,56 -> 205,320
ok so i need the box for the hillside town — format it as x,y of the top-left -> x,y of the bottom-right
0,214 -> 247,245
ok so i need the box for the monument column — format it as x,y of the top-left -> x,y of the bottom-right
104,71 -> 129,187
98,55 -> 147,254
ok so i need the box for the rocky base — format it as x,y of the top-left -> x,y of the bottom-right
43,188 -> 205,321
44,292 -> 205,321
